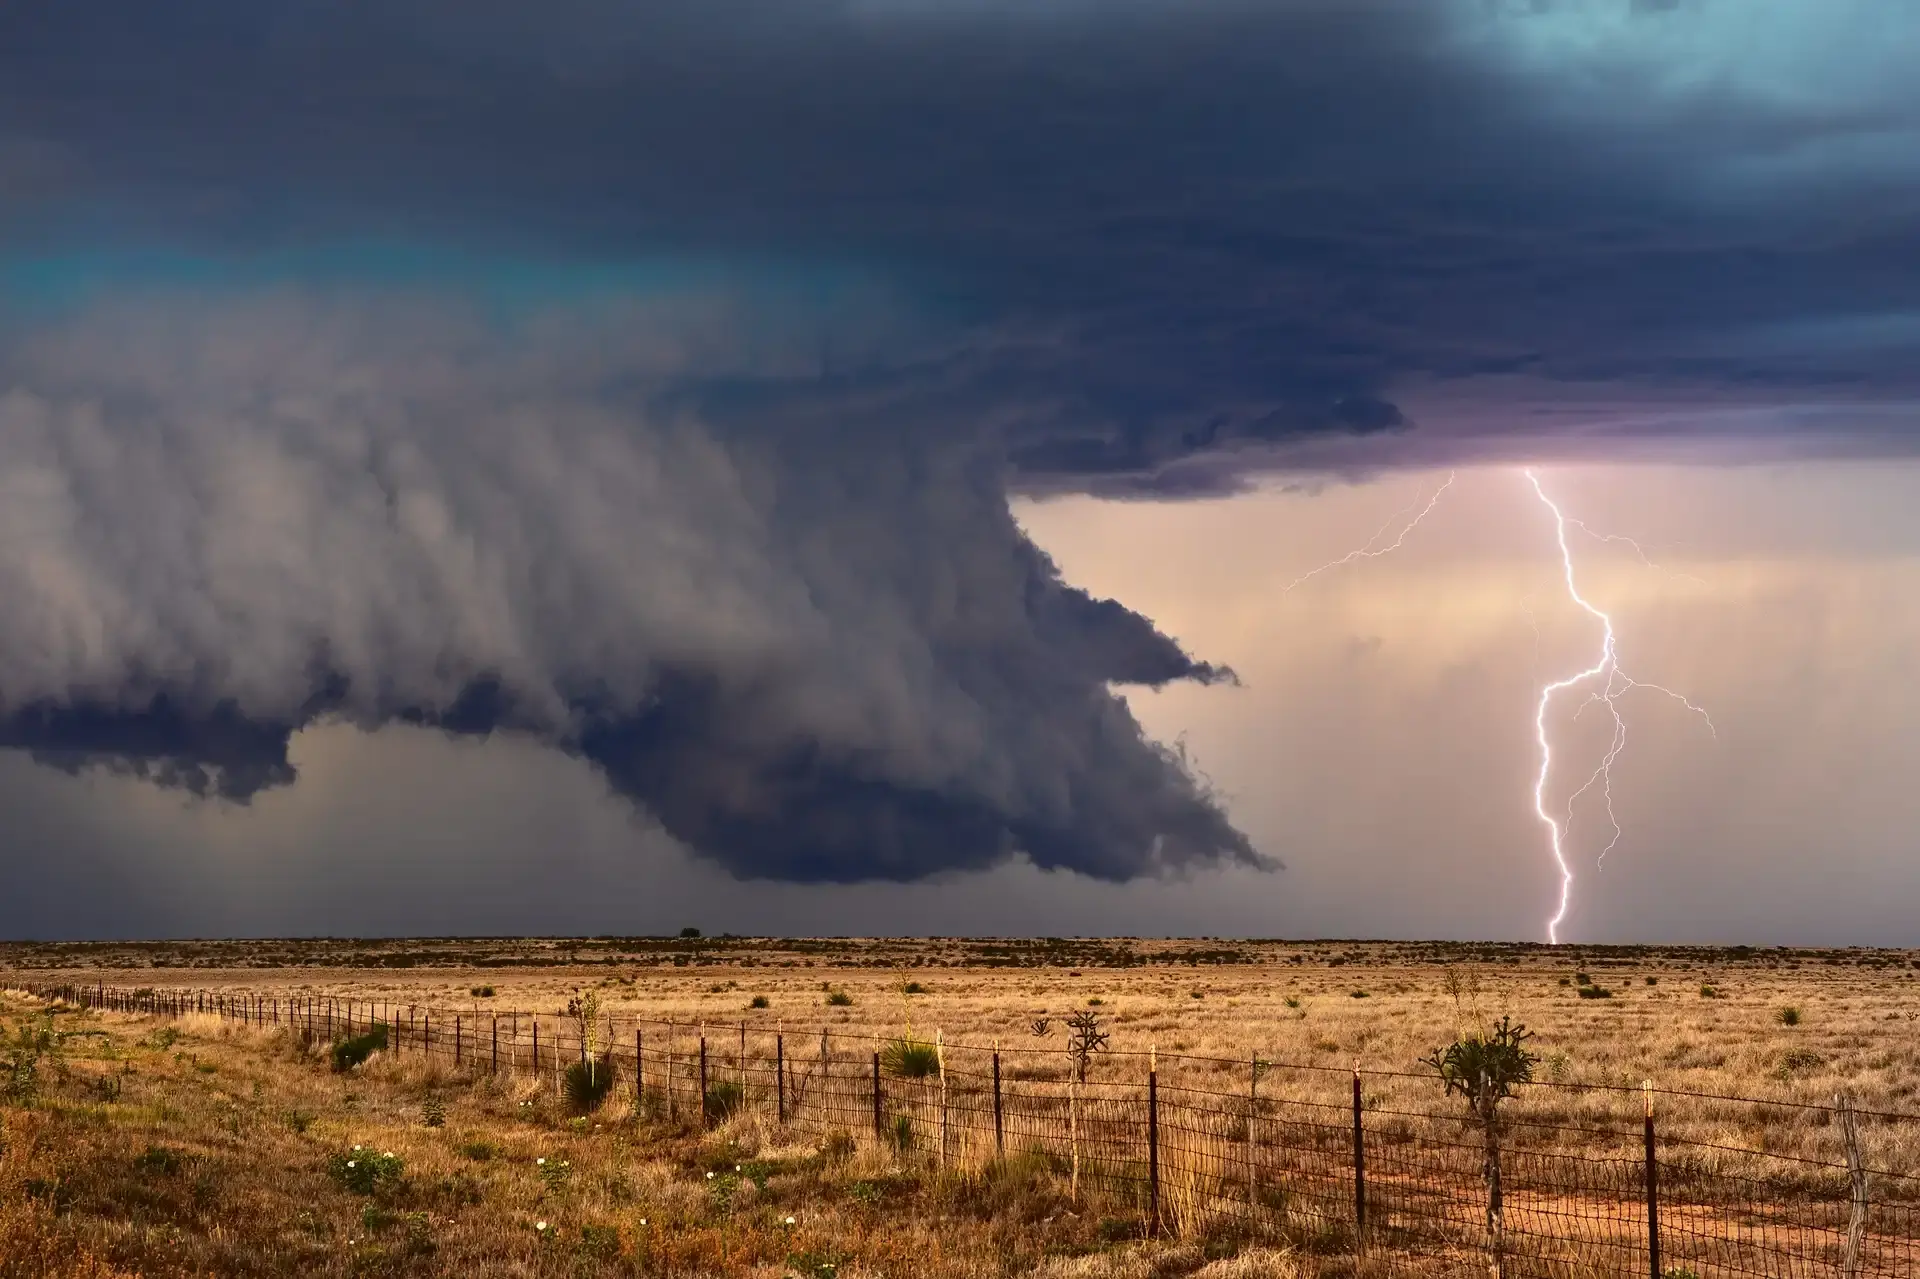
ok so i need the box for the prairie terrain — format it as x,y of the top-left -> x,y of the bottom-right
4,938 -> 1918,1277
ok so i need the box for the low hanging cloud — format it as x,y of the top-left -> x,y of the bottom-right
0,294 -> 1259,882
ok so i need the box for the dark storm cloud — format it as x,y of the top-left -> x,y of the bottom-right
0,297 -> 1258,883
8,0 -> 1917,476
1,1 -> 1917,898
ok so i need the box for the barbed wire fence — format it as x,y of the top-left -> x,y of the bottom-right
9,980 -> 1917,1276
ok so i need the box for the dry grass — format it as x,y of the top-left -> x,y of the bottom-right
5,937 -> 1919,1275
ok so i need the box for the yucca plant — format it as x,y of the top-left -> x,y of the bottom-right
563,1055 -> 617,1113
880,1036 -> 940,1080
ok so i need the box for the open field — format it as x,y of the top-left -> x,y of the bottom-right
5,938 -> 1919,1276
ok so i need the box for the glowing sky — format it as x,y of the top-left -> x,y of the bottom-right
4,2 -> 1920,941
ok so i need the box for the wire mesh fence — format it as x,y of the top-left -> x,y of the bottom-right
12,980 -> 1918,1276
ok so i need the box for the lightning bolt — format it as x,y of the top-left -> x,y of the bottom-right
1287,468 -> 1713,944
1526,470 -> 1713,944
1283,472 -> 1456,593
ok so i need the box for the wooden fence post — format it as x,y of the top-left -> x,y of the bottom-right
1839,1092 -> 1869,1279
1644,1081 -> 1659,1279
699,1032 -> 710,1125
636,1028 -> 645,1109
492,1017 -> 499,1074
1069,1074 -> 1080,1204
937,1030 -> 948,1169
1247,1051 -> 1259,1210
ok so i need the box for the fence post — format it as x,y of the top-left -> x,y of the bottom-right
1644,1081 -> 1659,1279
777,1031 -> 786,1124
636,1028 -> 645,1109
454,1016 -> 462,1067
937,1029 -> 948,1169
872,1048 -> 883,1141
1147,1045 -> 1159,1237
1248,1051 -> 1259,1210
492,1017 -> 499,1074
992,1043 -> 1004,1156
699,1033 -> 710,1126
1070,1074 -> 1080,1205
1839,1092 -> 1869,1279
1353,1062 -> 1367,1251
738,1022 -> 746,1098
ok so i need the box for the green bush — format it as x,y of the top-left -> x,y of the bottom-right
327,1147 -> 403,1196
563,1056 -> 617,1113
1777,1005 -> 1803,1027
749,995 -> 771,1010
704,1079 -> 745,1121
824,989 -> 853,1007
331,1025 -> 389,1072
881,1037 -> 940,1079
469,985 -> 496,998
902,982 -> 928,995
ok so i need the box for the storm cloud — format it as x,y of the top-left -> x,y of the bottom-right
2,1 -> 1919,903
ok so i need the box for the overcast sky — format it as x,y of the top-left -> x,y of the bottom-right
4,2 -> 1920,942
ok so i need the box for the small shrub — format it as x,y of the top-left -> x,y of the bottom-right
704,1078 -> 745,1120
1283,996 -> 1302,1010
578,1223 -> 622,1259
537,1156 -> 573,1193
563,1056 -> 617,1113
902,982 -> 928,995
328,1147 -> 404,1196
1776,1048 -> 1824,1080
1557,977 -> 1571,987
1423,1016 -> 1537,1119
680,927 -> 702,939
1086,997 -> 1103,1007
890,1113 -> 916,1153
1574,971 -> 1592,985
881,1036 -> 940,1079
788,1249 -> 850,1279
135,1145 -> 182,1177
286,1109 -> 315,1134
749,995 -> 771,1009
1576,985 -> 1613,999
331,1025 -> 389,1072
457,1141 -> 498,1161
1350,990 -> 1370,999
1545,1050 -> 1571,1083
824,989 -> 853,1007
1645,976 -> 1659,986
469,985 -> 496,998
1700,984 -> 1720,999
421,1096 -> 447,1128
819,1131 -> 856,1163
1777,1006 -> 1803,1027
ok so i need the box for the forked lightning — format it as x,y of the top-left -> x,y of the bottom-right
1289,469 -> 1713,942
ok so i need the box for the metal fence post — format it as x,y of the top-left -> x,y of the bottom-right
1148,1045 -> 1160,1237
872,1049 -> 884,1141
636,1028 -> 645,1108
1644,1081 -> 1660,1279
1354,1063 -> 1368,1250
492,1017 -> 499,1074
454,1016 -> 462,1066
777,1031 -> 786,1123
993,1044 -> 1005,1156
699,1034 -> 710,1125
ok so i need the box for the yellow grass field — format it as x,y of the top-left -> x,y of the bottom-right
4,937 -> 1918,1277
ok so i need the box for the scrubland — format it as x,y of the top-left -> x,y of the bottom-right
4,937 -> 1917,1276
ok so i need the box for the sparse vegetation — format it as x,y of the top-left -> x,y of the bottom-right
824,988 -> 853,1007
329,1024 -> 389,1072
880,1036 -> 940,1079
6,938 -> 1919,1278
748,994 -> 771,1009
1776,1005 -> 1803,1026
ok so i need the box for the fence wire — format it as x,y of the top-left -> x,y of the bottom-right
13,981 -> 1918,1277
